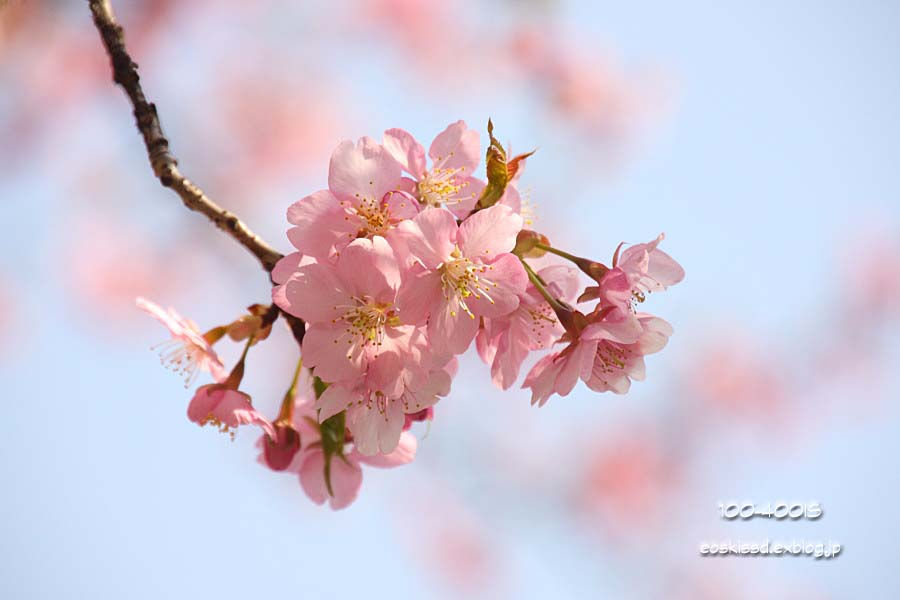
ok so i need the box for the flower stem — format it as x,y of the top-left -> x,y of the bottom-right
202,326 -> 227,345
277,357 -> 304,423
223,333 -> 256,391
534,242 -> 585,264
286,358 -> 304,398
521,259 -> 567,313
238,333 -> 255,364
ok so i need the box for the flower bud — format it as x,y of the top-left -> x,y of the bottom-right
573,258 -> 610,284
553,304 -> 587,336
226,304 -> 274,344
513,229 -> 550,258
262,423 -> 301,471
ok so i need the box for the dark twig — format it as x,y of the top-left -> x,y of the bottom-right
87,0 -> 306,344
88,0 -> 281,271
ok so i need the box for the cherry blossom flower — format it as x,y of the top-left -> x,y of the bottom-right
257,368 -> 322,472
477,265 -> 580,389
397,204 -> 528,355
404,358 -> 457,429
297,449 -> 364,510
187,384 -> 275,440
125,116 -> 686,513
318,362 -> 451,455
261,422 -> 303,471
274,236 -> 429,385
298,432 -> 417,510
523,309 -> 643,406
284,137 -> 416,260
584,312 -> 674,394
136,297 -> 227,385
383,121 -> 485,218
255,378 -> 418,509
579,233 -> 684,309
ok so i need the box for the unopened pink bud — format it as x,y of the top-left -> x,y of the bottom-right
513,229 -> 550,258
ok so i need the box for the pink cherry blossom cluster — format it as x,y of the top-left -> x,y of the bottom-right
138,121 -> 683,509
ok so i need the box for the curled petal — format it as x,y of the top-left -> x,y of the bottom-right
187,385 -> 275,439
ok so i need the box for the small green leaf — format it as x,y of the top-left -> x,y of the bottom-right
319,410 -> 346,498
313,376 -> 329,399
475,120 -> 536,211
319,411 -> 345,457
475,119 -> 509,210
506,149 -> 535,181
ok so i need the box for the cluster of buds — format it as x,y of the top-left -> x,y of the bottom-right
138,121 -> 683,509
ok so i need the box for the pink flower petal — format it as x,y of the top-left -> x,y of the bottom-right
347,399 -> 405,455
399,207 -> 458,268
335,237 -> 401,299
327,455 -> 364,510
286,190 -> 357,259
463,253 -> 526,318
317,383 -> 355,422
301,322 -> 366,383
430,298 -> 480,355
538,265 -> 581,304
383,128 -> 426,178
355,431 -> 418,468
298,451 -> 329,506
275,262 -> 350,323
328,138 -> 401,205
397,267 -> 443,325
458,204 -> 523,261
298,450 -> 363,510
428,120 -> 480,173
271,252 -> 305,285
446,176 -> 484,220
523,353 -> 560,407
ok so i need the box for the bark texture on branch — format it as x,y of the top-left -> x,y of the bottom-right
88,0 -> 282,272
88,0 -> 305,343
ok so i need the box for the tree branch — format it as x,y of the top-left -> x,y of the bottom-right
88,0 -> 282,271
88,0 -> 306,343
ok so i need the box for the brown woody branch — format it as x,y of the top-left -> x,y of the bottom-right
87,0 -> 305,343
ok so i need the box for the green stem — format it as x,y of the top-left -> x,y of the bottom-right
277,357 -> 304,423
521,259 -> 567,313
286,358 -> 304,398
534,242 -> 585,264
